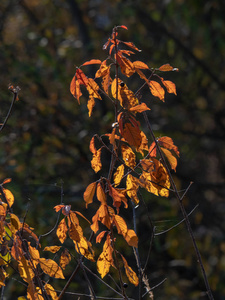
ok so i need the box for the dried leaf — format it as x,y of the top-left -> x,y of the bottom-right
121,144 -> 136,168
160,78 -> 177,95
149,80 -> 165,101
87,96 -> 95,117
126,174 -> 139,205
96,231 -> 107,243
56,218 -> 68,244
97,234 -> 114,278
39,258 -> 65,279
45,283 -> 59,300
108,184 -> 127,212
158,136 -> 180,156
123,122 -> 142,149
121,254 -> 139,286
124,229 -> 138,247
89,136 -> 97,155
158,63 -> 178,72
2,188 -> 14,207
87,78 -> 102,100
54,205 -> 64,213
76,68 -> 88,86
70,76 -> 82,104
83,182 -> 96,208
91,148 -> 102,173
113,164 -> 124,187
18,256 -> 35,283
133,61 -> 149,69
59,249 -> 71,270
96,183 -> 107,204
116,54 -> 135,77
161,147 -> 177,171
10,213 -> 21,233
74,236 -> 95,261
44,246 -> 61,253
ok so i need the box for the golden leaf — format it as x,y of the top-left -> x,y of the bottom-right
108,184 -> 128,212
137,131 -> 149,156
45,283 -> 59,300
124,229 -> 138,247
121,144 -> 136,168
113,215 -> 127,236
82,59 -> 101,66
97,234 -> 114,278
44,246 -> 61,253
158,63 -> 178,72
11,235 -> 23,260
113,164 -> 124,187
87,78 -> 102,100
121,254 -> 139,286
70,76 -> 82,104
2,188 -> 14,207
59,249 -> 71,270
161,147 -> 177,171
87,96 -> 95,117
160,78 -> 177,95
69,222 -> 81,242
76,68 -> 88,86
133,61 -> 149,69
89,136 -> 97,155
148,80 -> 165,101
126,174 -> 139,205
39,258 -> 65,279
18,256 -> 35,283
91,148 -> 102,173
83,182 -> 96,208
56,218 -> 68,244
10,213 -> 21,233
74,236 -> 95,261
96,231 -> 107,243
96,183 -> 107,204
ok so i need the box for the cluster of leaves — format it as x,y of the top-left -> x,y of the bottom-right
0,26 -> 214,300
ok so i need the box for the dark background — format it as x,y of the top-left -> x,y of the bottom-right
0,0 -> 225,299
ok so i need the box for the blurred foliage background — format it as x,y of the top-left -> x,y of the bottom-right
0,0 -> 225,299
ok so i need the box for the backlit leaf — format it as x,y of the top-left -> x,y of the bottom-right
158,136 -> 180,157
69,222 -> 81,242
70,76 -> 82,104
96,231 -> 107,243
121,254 -> 139,286
59,248 -> 71,270
97,234 -> 114,278
45,283 -> 58,300
18,256 -> 35,283
158,63 -> 174,71
113,215 -> 127,236
83,182 -> 96,208
74,236 -> 95,261
121,144 -> 136,168
149,141 -> 157,157
39,258 -> 65,279
116,54 -> 135,77
89,136 -> 97,155
133,61 -> 149,69
129,103 -> 150,113
76,68 -> 88,86
108,184 -> 127,212
56,218 -> 68,244
44,246 -> 61,253
96,183 -> 106,204
2,178 -> 11,185
91,148 -> 102,173
149,80 -> 165,101
82,59 -> 102,66
10,213 -> 21,232
87,96 -> 95,117
126,174 -> 139,205
161,147 -> 177,171
87,78 -> 102,100
124,229 -> 138,247
137,131 -> 149,156
2,188 -> 14,207
113,164 -> 124,187
160,78 -> 177,95
123,122 -> 142,149
54,205 -> 64,212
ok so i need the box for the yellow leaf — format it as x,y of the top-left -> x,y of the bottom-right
113,215 -> 127,236
148,80 -> 165,101
27,282 -> 43,300
96,183 -> 107,204
137,131 -> 149,156
161,147 -> 177,171
89,136 -> 97,154
121,254 -> 139,286
133,61 -> 149,69
97,234 -> 114,278
108,184 -> 128,212
59,248 -> 71,270
91,148 -> 102,173
124,229 -> 138,247
160,78 -> 177,95
74,236 -> 95,261
39,258 -> 65,279
158,63 -> 178,72
86,78 -> 102,100
87,96 -> 95,117
95,61 -> 112,94
113,164 -> 124,187
121,144 -> 136,168
2,188 -> 14,207
10,213 -> 21,233
0,267 -> 8,287
44,246 -> 61,253
83,182 -> 96,208
56,218 -> 68,244
69,222 -> 83,242
18,256 -> 35,283
45,283 -> 59,300
126,174 -> 139,205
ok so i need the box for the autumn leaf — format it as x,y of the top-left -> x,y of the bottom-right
91,148 -> 102,173
124,229 -> 138,247
149,141 -> 157,157
83,182 -> 96,208
86,78 -> 102,100
11,235 -> 23,260
126,174 -> 139,205
74,236 -> 95,261
160,78 -> 177,95
129,103 -> 150,113
148,80 -> 165,101
161,147 -> 178,171
123,122 -> 142,149
89,136 -> 97,155
18,256 -> 35,283
120,254 -> 139,286
76,68 -> 88,86
54,205 -> 65,213
39,258 -> 65,279
10,213 -> 21,233
97,234 -> 114,278
116,53 -> 135,77
121,144 -> 136,168
95,60 -> 112,94
70,75 -> 82,104
113,215 -> 127,236
45,283 -> 59,300
56,218 -> 68,244
44,246 -> 61,253
59,249 -> 71,270
137,131 -> 149,156
158,63 -> 179,72
140,159 -> 155,172
108,184 -> 127,212
96,183 -> 107,204
82,59 -> 102,66
158,136 -> 180,157
133,61 -> 149,69
1,188 -> 14,207
87,96 -> 95,117
2,178 -> 11,185
69,222 -> 81,242
91,204 -> 111,233
96,231 -> 107,243
113,164 -> 124,187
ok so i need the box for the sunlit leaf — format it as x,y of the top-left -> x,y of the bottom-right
129,103 -> 150,113
82,59 -> 102,66
149,80 -> 165,101
158,136 -> 180,157
39,258 -> 65,279
54,205 -> 64,213
45,283 -> 58,300
83,182 -> 96,208
160,78 -> 177,95
116,53 -> 135,77
149,141 -> 157,157
87,78 -> 102,100
161,147 -> 177,171
121,254 -> 139,286
123,122 -> 142,149
44,246 -> 61,253
2,178 -> 11,185
87,96 -> 95,117
18,256 -> 35,283
97,234 -> 114,278
121,144 -> 136,168
91,148 -> 102,173
96,183 -> 107,204
76,68 -> 88,86
70,76 -> 82,104
89,136 -> 97,155
133,61 -> 149,69
108,184 -> 127,212
158,63 -> 178,72
10,213 -> 21,233
0,268 -> 8,287
137,131 -> 149,156
124,229 -> 138,247
56,218 -> 68,244
126,174 -> 139,205
113,164 -> 124,187
113,215 -> 127,236
59,248 -> 71,270
2,188 -> 14,207
96,231 -> 107,243
74,236 -> 95,261
69,222 -> 81,242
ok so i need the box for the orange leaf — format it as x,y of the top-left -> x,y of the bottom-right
122,41 -> 140,51
129,103 -> 150,113
11,235 -> 23,260
74,236 -> 95,261
2,188 -> 14,207
133,61 -> 149,69
121,144 -> 136,168
10,213 -> 21,233
45,283 -> 58,300
39,258 -> 65,279
149,80 -> 165,101
161,147 -> 177,171
83,182 -> 96,208
69,222 -> 81,242
54,205 -> 64,212
116,54 -> 135,77
121,254 -> 139,286
97,234 -> 114,278
91,148 -> 102,173
124,229 -> 138,247
149,141 -> 157,157
28,242 -> 40,261
108,185 -> 127,212
137,131 -> 149,156
160,78 -> 177,95
59,248 -> 71,270
126,174 -> 139,205
87,78 -> 102,100
120,25 -> 128,30
87,96 -> 95,117
96,231 -> 107,243
113,215 -> 127,236
18,256 -> 35,283
89,136 -> 97,155
44,246 -> 61,253
113,164 -> 124,187
91,204 -> 111,233
2,178 -> 11,185
158,63 -> 178,72
123,122 -> 142,149
82,59 -> 102,66
56,218 -> 68,244
70,75 -> 82,104
76,68 -> 88,86
158,136 -> 180,156
96,183 -> 107,204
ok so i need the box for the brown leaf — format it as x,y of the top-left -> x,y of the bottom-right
158,136 -> 180,157
44,246 -> 61,253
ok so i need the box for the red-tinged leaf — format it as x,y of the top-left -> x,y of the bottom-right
96,183 -> 107,204
87,96 -> 95,117
133,61 -> 149,69
96,231 -> 107,243
109,44 -> 115,55
59,248 -> 71,270
91,148 -> 102,173
129,103 -> 150,113
148,80 -> 165,101
44,246 -> 61,253
114,164 -> 124,187
76,68 -> 88,86
120,25 -> 128,30
89,136 -> 97,155
123,122 -> 142,149
158,63 -> 174,71
120,254 -> 139,286
158,136 -> 180,156
122,42 -> 140,51
149,141 -> 157,157
161,147 -> 178,171
56,218 -> 68,244
108,185 -> 126,212
39,258 -> 65,279
54,205 -> 64,212
2,178 -> 11,185
70,76 -> 82,104
82,59 -> 102,66
121,144 -> 136,168
160,78 -> 177,95
83,182 -> 96,208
